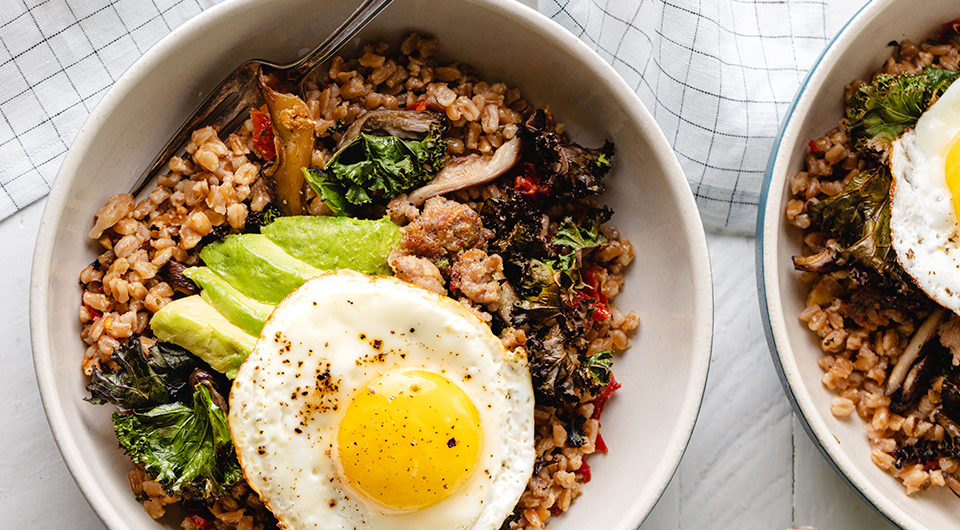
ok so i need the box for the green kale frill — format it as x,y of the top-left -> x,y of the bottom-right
303,130 -> 447,216
113,383 -> 242,504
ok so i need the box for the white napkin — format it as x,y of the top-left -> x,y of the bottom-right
1,0 -> 827,232
540,0 -> 828,231
0,0 -> 223,221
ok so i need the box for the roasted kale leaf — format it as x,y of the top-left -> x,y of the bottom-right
527,327 -> 614,407
480,116 -> 617,408
480,192 -> 551,266
550,209 -> 611,271
303,130 -> 447,215
526,325 -> 581,405
806,165 -> 917,294
846,66 -> 960,156
584,349 -> 614,386
521,109 -> 615,200
113,383 -> 242,504
86,340 -> 200,410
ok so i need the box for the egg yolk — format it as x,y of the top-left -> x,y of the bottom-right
946,133 -> 960,222
336,369 -> 483,512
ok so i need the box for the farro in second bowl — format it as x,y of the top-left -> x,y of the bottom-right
760,0 -> 960,528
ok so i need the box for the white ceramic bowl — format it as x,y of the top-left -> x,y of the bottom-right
759,0 -> 960,528
30,1 -> 713,529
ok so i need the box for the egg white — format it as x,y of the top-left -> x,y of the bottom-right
890,78 -> 960,314
228,270 -> 534,530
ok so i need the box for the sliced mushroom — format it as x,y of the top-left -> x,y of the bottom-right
936,409 -> 960,440
160,260 -> 199,296
792,240 -> 841,273
945,471 -> 960,499
889,347 -> 940,414
886,308 -> 944,396
189,368 -> 228,412
336,109 -> 446,150
259,71 -> 314,216
408,137 -> 522,206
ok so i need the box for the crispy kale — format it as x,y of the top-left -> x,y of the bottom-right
480,192 -> 551,266
892,433 -> 960,469
521,109 -> 615,200
551,211 -> 610,271
526,325 -> 581,405
806,166 -> 907,284
89,338 -> 239,504
242,203 -> 282,232
845,267 -> 933,323
566,415 -> 589,448
498,507 -> 524,530
113,383 -> 242,504
525,321 -> 614,406
479,115 -> 618,407
303,130 -> 447,215
484,198 -> 616,405
514,208 -> 612,313
846,67 -> 960,157
584,349 -> 614,386
86,340 -> 201,410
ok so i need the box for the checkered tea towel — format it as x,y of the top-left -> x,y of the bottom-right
1,0 -> 827,232
0,0 -> 224,221
541,0 -> 829,231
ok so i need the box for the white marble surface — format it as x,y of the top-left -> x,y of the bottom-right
2,0 -> 905,529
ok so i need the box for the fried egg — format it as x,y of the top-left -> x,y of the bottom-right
890,78 -> 960,313
228,270 -> 534,530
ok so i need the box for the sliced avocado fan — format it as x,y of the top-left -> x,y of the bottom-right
151,215 -> 400,378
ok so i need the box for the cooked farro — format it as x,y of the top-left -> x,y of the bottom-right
80,32 -> 637,529
789,29 -> 960,496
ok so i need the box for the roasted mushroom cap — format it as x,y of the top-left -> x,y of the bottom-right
886,309 -> 944,398
408,137 -> 522,205
160,260 -> 199,296
189,368 -> 228,412
336,109 -> 447,151
793,239 -> 841,273
259,71 -> 314,216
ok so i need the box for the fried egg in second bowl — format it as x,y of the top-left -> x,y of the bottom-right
228,269 -> 534,530
891,76 -> 960,313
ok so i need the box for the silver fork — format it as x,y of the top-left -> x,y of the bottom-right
131,0 -> 395,195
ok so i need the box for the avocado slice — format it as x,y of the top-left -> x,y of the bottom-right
183,266 -> 273,337
262,215 -> 400,275
150,295 -> 256,379
199,233 -> 323,305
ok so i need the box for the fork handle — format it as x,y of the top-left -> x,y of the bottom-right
281,0 -> 396,85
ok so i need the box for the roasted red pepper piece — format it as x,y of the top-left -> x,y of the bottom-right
576,460 -> 592,482
591,374 -> 621,420
186,513 -> 213,530
939,17 -> 960,42
404,99 -> 429,112
581,267 -> 610,322
251,108 -> 276,161
85,303 -> 102,321
595,432 -> 609,453
514,162 -> 550,198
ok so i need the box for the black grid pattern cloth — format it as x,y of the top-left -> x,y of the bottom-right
0,0 -> 223,221
541,0 -> 828,231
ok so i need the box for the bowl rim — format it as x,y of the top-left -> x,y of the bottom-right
29,0 -> 714,528
756,0 -> 917,527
